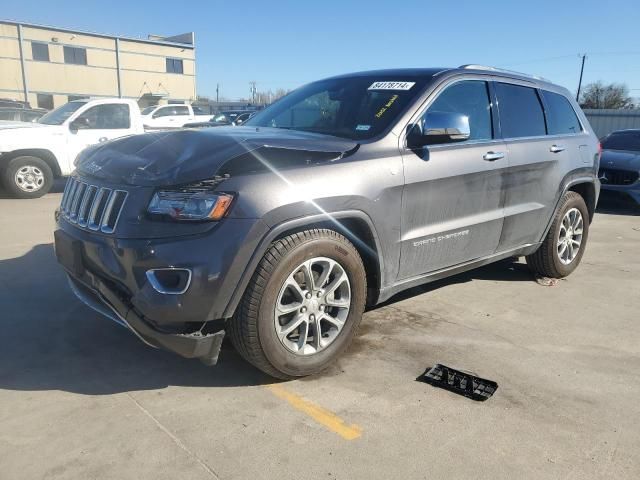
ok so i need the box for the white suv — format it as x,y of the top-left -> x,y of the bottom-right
140,104 -> 211,130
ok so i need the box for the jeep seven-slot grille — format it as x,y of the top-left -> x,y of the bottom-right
599,168 -> 639,186
60,177 -> 128,233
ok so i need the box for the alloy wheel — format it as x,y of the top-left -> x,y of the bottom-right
557,207 -> 584,265
274,257 -> 351,355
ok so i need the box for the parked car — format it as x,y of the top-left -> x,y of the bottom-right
0,98 -> 30,109
140,104 -> 211,130
0,107 -> 47,123
183,111 -> 255,129
598,129 -> 640,205
0,98 -> 144,198
220,110 -> 256,125
55,65 -> 600,379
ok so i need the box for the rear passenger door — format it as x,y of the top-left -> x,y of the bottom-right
399,79 -> 508,279
495,81 -> 574,250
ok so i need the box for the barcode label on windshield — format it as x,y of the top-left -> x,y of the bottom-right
368,81 -> 415,91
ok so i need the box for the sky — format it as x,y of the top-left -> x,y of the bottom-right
3,0 -> 640,100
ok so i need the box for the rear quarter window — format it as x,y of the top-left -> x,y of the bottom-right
542,91 -> 582,135
495,83 -> 546,138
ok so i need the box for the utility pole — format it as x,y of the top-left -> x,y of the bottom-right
249,81 -> 257,104
216,83 -> 219,103
576,54 -> 587,102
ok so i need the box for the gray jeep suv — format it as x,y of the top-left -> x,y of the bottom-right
54,65 -> 600,379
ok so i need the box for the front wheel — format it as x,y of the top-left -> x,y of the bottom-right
526,191 -> 590,278
228,229 -> 367,379
1,156 -> 53,199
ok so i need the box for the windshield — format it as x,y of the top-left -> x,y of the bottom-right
602,131 -> 640,152
245,75 -> 429,140
38,101 -> 87,125
141,106 -> 156,115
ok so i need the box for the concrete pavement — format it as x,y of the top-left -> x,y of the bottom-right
0,188 -> 639,479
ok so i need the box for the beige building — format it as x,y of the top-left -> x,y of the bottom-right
0,20 -> 196,110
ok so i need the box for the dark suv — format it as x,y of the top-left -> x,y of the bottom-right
55,65 -> 600,379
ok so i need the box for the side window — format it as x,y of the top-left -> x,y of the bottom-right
75,104 -> 131,129
173,106 -> 190,116
192,106 -> 206,115
31,42 -> 50,62
36,93 -> 54,110
153,107 -> 172,118
166,58 -> 184,74
425,80 -> 493,142
63,46 -> 87,65
495,83 -> 546,138
541,91 -> 582,135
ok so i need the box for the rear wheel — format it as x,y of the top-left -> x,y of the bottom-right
228,229 -> 366,379
1,155 -> 53,199
526,191 -> 590,278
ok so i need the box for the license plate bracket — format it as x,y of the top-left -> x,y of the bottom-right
54,230 -> 84,276
418,364 -> 498,401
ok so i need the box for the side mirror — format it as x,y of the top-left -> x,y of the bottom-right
407,112 -> 470,148
69,117 -> 90,131
235,118 -> 244,126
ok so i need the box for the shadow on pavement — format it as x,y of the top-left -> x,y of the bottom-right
376,257 -> 534,308
596,193 -> 640,217
0,243 -> 272,395
0,243 -> 537,395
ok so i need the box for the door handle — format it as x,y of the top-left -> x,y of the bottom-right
483,151 -> 505,161
550,145 -> 565,153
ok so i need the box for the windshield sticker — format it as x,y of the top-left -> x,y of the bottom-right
355,124 -> 371,131
368,81 -> 415,91
375,95 -> 399,119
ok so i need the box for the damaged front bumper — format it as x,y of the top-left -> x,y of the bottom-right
66,272 -> 225,365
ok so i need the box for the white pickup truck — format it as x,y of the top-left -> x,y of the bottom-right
0,98 -> 143,198
140,104 -> 211,130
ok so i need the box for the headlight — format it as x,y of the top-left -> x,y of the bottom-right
148,189 -> 234,221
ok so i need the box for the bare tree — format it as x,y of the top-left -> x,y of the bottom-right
580,81 -> 633,109
254,88 -> 291,106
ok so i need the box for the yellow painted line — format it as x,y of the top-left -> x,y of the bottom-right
267,384 -> 362,440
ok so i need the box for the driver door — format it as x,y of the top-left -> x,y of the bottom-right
398,79 -> 507,279
67,103 -> 132,165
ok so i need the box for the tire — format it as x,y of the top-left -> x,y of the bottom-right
526,191 -> 590,278
1,155 -> 53,199
228,229 -> 367,379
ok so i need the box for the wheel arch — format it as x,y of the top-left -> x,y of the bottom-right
567,181 -> 597,223
1,149 -> 62,177
222,210 -> 384,318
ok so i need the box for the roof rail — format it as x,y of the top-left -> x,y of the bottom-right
458,64 -> 549,81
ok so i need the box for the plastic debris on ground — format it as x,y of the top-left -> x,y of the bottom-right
417,364 -> 498,402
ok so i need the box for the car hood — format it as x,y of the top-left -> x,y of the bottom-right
601,150 -> 640,171
75,126 -> 359,186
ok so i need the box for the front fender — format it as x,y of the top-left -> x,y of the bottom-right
220,210 -> 385,318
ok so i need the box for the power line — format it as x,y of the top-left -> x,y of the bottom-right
499,54 -> 578,68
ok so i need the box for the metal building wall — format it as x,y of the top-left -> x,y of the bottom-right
583,109 -> 640,138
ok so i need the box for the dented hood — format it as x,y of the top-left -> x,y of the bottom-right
75,126 -> 359,186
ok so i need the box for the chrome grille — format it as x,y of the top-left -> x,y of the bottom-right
60,177 -> 128,233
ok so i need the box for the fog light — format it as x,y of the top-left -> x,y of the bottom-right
146,268 -> 192,294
